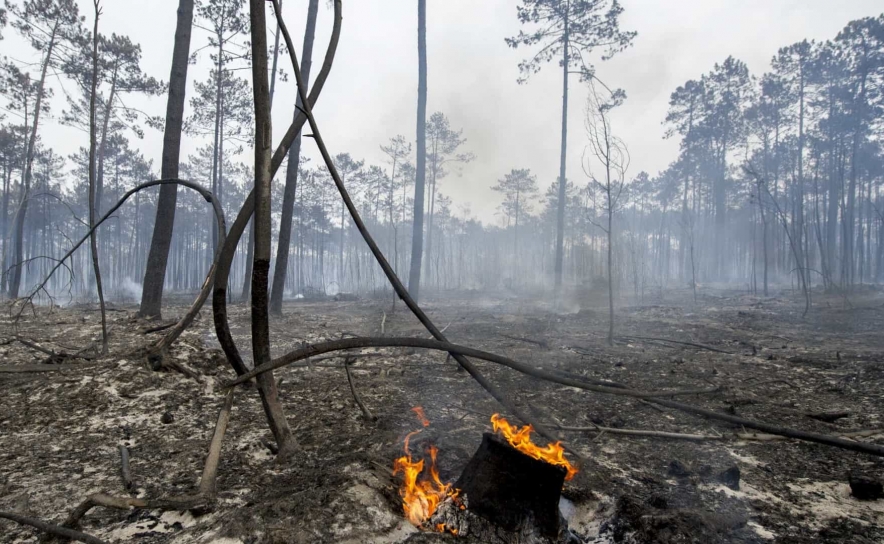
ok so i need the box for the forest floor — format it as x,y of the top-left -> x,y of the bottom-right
1,286 -> 884,543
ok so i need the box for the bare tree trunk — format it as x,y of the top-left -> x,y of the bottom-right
553,10 -> 569,291
407,0 -> 427,302
140,0 -> 195,319
8,26 -> 57,298
87,2 -> 108,353
270,0 -> 318,315
248,0 -> 295,456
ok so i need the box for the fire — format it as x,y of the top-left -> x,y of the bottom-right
490,413 -> 578,480
393,408 -> 460,529
412,406 -> 430,427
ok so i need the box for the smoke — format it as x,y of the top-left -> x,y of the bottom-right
115,277 -> 143,303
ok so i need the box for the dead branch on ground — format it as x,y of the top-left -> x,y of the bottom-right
344,357 -> 377,421
0,511 -> 108,544
230,335 -> 884,457
224,336 -> 722,401
496,332 -> 549,348
616,335 -> 735,355
50,389 -> 235,540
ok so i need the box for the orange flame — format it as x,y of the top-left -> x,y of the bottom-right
393,409 -> 460,529
412,406 -> 430,427
490,413 -> 578,481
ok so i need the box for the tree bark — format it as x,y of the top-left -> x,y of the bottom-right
407,0 -> 427,302
553,9 -> 569,290
8,26 -> 57,298
87,3 -> 108,354
248,0 -> 295,456
269,0 -> 318,314
140,0 -> 195,318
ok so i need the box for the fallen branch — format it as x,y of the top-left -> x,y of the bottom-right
617,335 -> 735,355
198,388 -> 235,496
496,332 -> 549,349
14,336 -> 55,356
224,336 -> 723,401
49,390 -> 235,541
141,321 -> 176,335
648,397 -> 884,457
344,358 -> 376,421
0,511 -> 108,544
736,428 -> 884,442
554,422 -> 722,441
0,363 -> 94,374
310,352 -> 387,364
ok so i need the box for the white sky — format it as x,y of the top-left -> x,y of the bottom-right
4,0 -> 882,223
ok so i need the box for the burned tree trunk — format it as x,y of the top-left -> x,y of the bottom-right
456,433 -> 566,539
428,433 -> 569,543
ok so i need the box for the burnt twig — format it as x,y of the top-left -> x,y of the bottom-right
0,511 -> 108,544
616,335 -> 735,355
496,332 -> 549,349
344,357 -> 376,421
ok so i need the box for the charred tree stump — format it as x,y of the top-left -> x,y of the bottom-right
455,433 -> 566,539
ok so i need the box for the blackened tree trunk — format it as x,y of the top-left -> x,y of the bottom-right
140,0 -> 195,319
270,0 -> 319,315
249,0 -> 295,456
407,0 -> 427,302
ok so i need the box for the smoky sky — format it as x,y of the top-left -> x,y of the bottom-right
11,0 -> 883,223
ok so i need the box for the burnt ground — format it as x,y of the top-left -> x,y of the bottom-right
1,286 -> 884,543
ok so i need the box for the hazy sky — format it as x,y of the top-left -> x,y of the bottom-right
7,0 -> 883,223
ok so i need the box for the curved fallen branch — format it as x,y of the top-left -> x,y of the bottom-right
229,336 -> 884,457
0,511 -> 108,544
269,0 -> 565,447
223,336 -> 721,400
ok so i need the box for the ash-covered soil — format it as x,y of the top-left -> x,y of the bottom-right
1,287 -> 883,543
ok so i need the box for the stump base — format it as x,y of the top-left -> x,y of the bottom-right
445,432 -> 568,540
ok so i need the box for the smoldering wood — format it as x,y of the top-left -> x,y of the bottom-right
455,433 -> 566,539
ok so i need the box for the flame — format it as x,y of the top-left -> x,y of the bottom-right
490,413 -> 578,481
412,406 -> 430,427
393,409 -> 460,529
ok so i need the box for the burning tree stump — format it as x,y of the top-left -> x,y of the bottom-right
430,433 -> 569,542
